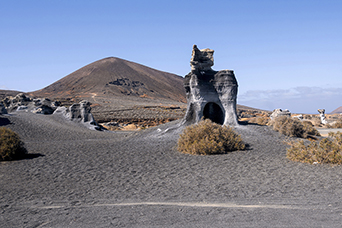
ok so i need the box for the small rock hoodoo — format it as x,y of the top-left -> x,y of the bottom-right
182,45 -> 239,126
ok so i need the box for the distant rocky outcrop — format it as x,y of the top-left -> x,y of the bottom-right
182,45 -> 239,126
1,93 -> 60,114
58,100 -> 96,123
270,109 -> 291,119
318,109 -> 328,125
1,93 -> 101,130
54,100 -> 102,130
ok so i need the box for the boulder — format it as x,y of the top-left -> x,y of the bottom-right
182,45 -> 239,126
270,109 -> 291,120
0,102 -> 7,114
31,98 -> 58,114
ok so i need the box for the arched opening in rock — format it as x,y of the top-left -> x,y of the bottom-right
203,102 -> 224,125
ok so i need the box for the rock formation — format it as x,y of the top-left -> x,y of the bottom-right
182,45 -> 239,126
318,109 -> 328,124
270,109 -> 291,120
55,100 -> 101,130
0,103 -> 7,114
1,93 -> 101,130
1,93 -> 60,114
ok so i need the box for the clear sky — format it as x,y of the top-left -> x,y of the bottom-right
1,0 -> 341,113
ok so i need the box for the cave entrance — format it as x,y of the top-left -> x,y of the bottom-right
203,102 -> 224,125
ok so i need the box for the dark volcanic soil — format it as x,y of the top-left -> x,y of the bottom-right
1,112 -> 342,227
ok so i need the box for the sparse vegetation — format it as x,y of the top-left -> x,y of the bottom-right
270,116 -> 320,138
0,127 -> 27,161
248,116 -> 270,126
286,132 -> 342,164
177,119 -> 245,155
331,120 -> 342,128
302,120 -> 321,137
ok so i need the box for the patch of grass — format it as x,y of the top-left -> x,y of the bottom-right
0,127 -> 27,161
177,119 -> 245,155
286,132 -> 342,164
269,116 -> 320,138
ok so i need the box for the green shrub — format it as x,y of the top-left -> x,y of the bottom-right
177,119 -> 245,155
286,132 -> 342,164
0,127 -> 27,161
269,116 -> 320,138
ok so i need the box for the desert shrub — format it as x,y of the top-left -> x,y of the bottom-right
310,118 -> 322,127
0,127 -> 27,161
248,117 -> 270,126
269,116 -> 320,138
177,119 -> 245,155
270,116 -> 305,138
331,120 -> 342,128
286,132 -> 342,164
302,121 -> 321,137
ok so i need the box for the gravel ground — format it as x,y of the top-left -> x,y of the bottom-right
1,112 -> 342,227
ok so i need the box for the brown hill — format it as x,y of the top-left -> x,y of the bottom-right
330,106 -> 342,114
30,57 -> 186,103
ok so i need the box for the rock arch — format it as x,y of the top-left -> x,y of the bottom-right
203,102 -> 224,125
182,45 -> 239,126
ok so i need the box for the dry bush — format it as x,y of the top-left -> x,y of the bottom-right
270,116 -> 320,138
286,132 -> 342,164
0,127 -> 27,161
248,117 -> 270,126
270,116 -> 304,138
302,121 -> 321,137
306,117 -> 322,127
177,119 -> 245,155
331,120 -> 342,128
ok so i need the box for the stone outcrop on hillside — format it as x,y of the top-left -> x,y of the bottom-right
182,45 -> 239,126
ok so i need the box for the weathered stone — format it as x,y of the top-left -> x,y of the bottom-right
293,114 -> 303,120
182,45 -> 239,126
16,106 -> 28,111
318,109 -> 328,124
0,102 -> 7,114
12,93 -> 32,103
63,100 -> 93,122
190,45 -> 214,72
2,94 -> 59,114
270,109 -> 291,120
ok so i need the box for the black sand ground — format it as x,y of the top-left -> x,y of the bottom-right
1,112 -> 342,227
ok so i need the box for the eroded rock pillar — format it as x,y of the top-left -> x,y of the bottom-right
182,45 -> 239,126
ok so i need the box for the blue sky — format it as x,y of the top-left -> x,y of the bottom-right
1,0 -> 341,113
